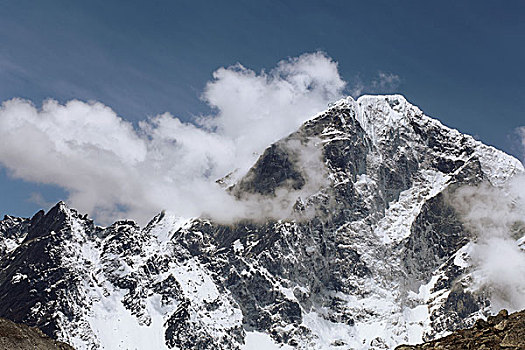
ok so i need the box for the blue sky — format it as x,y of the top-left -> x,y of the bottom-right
1,0 -> 524,219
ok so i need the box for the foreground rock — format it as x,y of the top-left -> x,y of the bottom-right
396,309 -> 525,350
0,317 -> 73,350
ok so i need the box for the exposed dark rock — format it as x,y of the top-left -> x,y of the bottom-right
402,191 -> 469,285
236,143 -> 305,196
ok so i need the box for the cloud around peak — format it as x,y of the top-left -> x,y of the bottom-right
0,52 -> 347,224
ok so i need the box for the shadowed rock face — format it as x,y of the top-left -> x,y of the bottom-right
402,191 -> 468,285
236,143 -> 306,196
0,95 -> 523,349
0,203 -> 78,338
0,317 -> 73,350
396,309 -> 525,350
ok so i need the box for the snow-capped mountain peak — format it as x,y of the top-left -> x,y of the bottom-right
0,95 -> 523,349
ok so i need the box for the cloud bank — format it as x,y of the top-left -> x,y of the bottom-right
0,52 -> 345,224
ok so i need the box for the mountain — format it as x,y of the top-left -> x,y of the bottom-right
0,95 -> 523,349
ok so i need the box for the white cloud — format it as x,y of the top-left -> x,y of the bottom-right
0,52 -> 345,224
200,51 -> 345,173
452,175 -> 525,312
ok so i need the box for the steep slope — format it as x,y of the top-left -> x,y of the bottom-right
0,95 -> 523,349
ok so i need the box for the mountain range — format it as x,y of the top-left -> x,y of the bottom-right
0,95 -> 523,349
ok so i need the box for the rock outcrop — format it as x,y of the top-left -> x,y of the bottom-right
396,309 -> 525,350
0,316 -> 73,350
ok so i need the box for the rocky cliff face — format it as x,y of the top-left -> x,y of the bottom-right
0,95 -> 523,349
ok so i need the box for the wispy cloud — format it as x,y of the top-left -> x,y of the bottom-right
371,72 -> 401,91
517,126 -> 525,160
27,192 -> 54,209
0,56 -> 28,78
349,71 -> 401,97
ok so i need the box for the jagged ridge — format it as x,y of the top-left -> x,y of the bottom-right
0,95 -> 523,349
